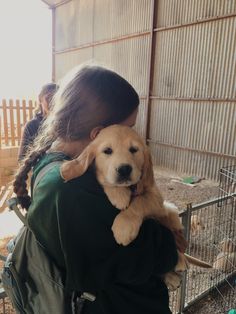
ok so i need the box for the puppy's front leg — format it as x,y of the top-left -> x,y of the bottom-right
104,186 -> 131,210
112,207 -> 143,246
112,190 -> 166,246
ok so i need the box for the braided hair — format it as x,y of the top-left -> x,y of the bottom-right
13,64 -> 139,209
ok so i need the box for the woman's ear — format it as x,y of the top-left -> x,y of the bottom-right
60,143 -> 95,181
90,126 -> 104,140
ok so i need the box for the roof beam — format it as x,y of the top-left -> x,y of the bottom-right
40,0 -> 72,9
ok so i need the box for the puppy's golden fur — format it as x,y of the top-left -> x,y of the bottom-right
60,125 -> 212,289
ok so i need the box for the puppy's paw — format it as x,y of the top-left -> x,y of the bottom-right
175,252 -> 188,272
105,187 -> 131,210
164,271 -> 182,291
112,211 -> 142,246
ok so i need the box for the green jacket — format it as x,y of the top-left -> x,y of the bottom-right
28,153 -> 178,314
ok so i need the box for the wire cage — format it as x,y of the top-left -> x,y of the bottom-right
169,165 -> 236,313
169,194 -> 236,314
218,165 -> 236,207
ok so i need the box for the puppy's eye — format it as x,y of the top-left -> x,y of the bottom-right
103,147 -> 113,155
129,146 -> 138,154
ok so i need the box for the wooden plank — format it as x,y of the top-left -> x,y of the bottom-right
9,99 -> 15,146
2,99 -> 8,145
22,99 -> 27,126
0,105 -> 35,110
16,99 -> 21,146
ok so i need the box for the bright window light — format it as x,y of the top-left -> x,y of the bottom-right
0,0 -> 52,100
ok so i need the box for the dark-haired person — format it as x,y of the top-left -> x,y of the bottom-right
18,83 -> 58,161
14,65 -> 180,314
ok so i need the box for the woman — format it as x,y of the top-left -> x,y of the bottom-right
13,65 -> 179,314
18,82 -> 58,161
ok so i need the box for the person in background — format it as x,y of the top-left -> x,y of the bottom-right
18,83 -> 58,161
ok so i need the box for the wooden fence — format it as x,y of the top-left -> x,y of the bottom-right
0,99 -> 36,147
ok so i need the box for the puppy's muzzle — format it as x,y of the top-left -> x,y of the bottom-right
117,164 -> 132,182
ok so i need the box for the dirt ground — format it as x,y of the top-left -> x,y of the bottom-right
154,166 -> 219,209
185,280 -> 236,314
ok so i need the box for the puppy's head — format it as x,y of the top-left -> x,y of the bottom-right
61,125 -> 154,188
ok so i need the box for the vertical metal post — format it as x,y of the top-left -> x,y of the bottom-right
178,203 -> 192,313
144,0 -> 158,142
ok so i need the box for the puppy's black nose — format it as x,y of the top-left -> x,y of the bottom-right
117,164 -> 132,178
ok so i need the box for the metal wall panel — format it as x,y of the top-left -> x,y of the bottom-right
149,99 -> 235,179
53,0 -> 236,180
135,98 -> 147,138
152,17 -> 236,98
149,100 -> 236,156
150,141 -> 235,181
55,35 -> 151,95
55,47 -> 93,80
93,0 -> 152,41
55,0 -> 94,51
55,0 -> 152,52
156,0 -> 236,27
149,5 -> 236,179
93,35 -> 151,95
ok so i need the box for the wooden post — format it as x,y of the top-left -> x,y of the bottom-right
2,99 -> 8,146
22,99 -> 27,126
9,99 -> 15,146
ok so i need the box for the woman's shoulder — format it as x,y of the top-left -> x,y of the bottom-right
25,114 -> 43,129
32,153 -> 103,198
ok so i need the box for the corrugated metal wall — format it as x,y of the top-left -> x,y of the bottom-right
53,0 -> 236,180
53,0 -> 153,138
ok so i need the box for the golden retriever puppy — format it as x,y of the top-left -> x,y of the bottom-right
191,214 -> 205,236
213,239 -> 236,272
60,125 -> 211,289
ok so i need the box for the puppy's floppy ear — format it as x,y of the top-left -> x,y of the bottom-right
137,145 -> 155,193
60,143 -> 95,181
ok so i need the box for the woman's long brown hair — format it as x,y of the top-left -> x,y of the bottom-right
13,64 -> 139,209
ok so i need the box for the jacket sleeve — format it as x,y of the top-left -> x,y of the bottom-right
56,183 -> 178,293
